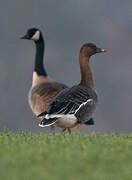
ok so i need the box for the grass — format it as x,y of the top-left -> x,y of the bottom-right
0,133 -> 132,180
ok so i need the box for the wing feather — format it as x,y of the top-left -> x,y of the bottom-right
46,85 -> 97,116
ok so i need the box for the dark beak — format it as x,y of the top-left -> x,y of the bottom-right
20,34 -> 30,39
96,48 -> 107,53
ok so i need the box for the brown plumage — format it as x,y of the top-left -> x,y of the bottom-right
28,78 -> 67,117
38,43 -> 106,132
21,28 -> 67,131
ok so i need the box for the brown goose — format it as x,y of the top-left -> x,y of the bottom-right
38,43 -> 106,134
21,28 -> 68,131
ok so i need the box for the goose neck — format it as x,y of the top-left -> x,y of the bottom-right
79,54 -> 94,88
34,36 -> 47,76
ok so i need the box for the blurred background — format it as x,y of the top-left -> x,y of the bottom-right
0,0 -> 132,133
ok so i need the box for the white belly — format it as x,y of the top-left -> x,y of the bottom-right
55,114 -> 77,128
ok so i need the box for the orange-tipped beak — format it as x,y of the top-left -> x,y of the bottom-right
96,48 -> 106,53
100,49 -> 106,53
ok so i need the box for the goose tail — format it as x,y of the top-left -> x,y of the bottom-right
39,117 -> 58,127
37,111 -> 47,118
38,114 -> 62,127
84,118 -> 95,125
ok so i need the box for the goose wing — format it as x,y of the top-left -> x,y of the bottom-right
46,85 -> 97,116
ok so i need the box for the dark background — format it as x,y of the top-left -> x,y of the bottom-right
0,0 -> 132,133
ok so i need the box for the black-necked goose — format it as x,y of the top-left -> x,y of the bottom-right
21,28 -> 68,131
38,43 -> 106,133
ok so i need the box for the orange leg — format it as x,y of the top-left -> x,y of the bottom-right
77,124 -> 81,133
67,128 -> 71,134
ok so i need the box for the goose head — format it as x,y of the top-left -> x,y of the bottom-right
21,28 -> 42,42
80,43 -> 106,57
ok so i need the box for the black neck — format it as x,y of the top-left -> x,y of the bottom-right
34,35 -> 47,76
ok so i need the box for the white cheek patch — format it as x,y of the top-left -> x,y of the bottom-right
31,31 -> 40,41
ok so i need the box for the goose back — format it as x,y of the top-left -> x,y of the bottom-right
46,85 -> 97,117
29,81 -> 67,117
